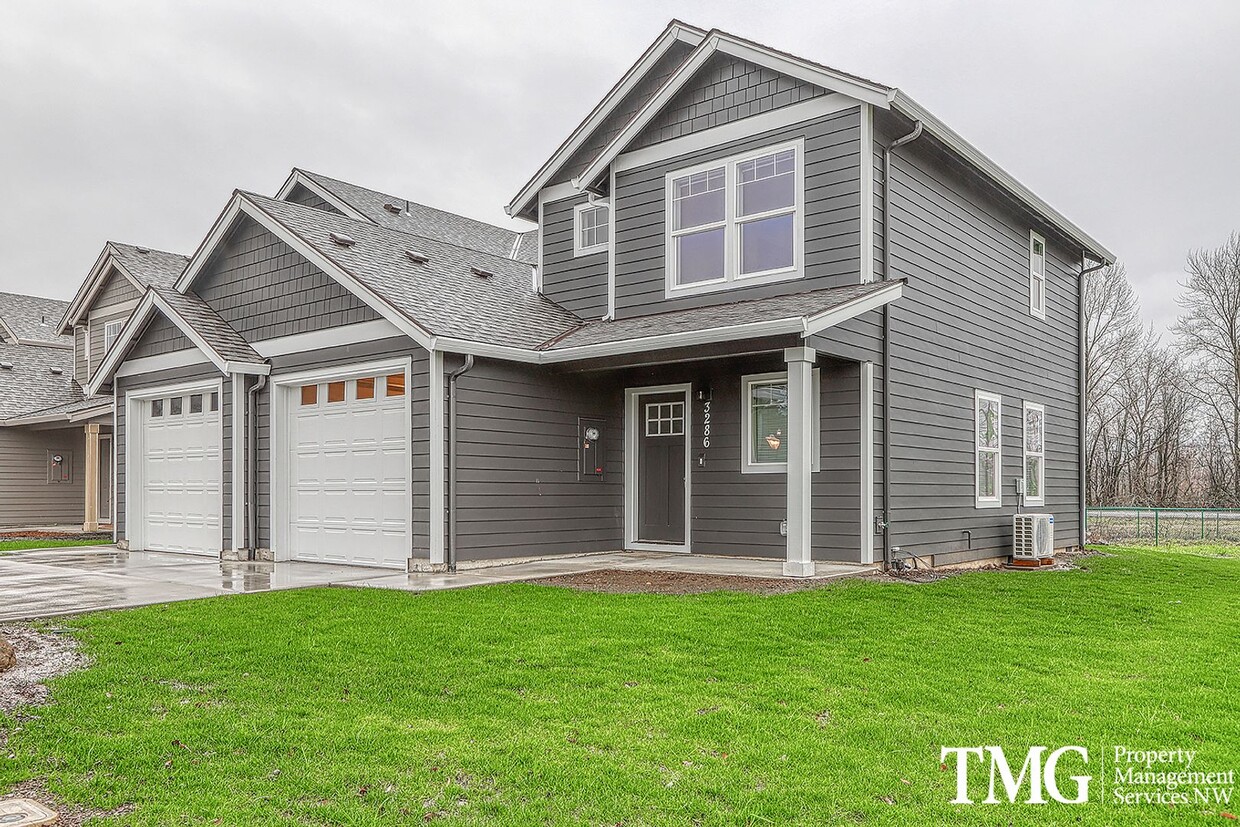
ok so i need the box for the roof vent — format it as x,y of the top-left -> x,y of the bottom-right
49,367 -> 63,375
470,267 -> 494,280
39,314 -> 48,326
383,203 -> 402,214
405,251 -> 429,264
136,246 -> 150,254
329,232 -> 356,247
0,362 -> 12,370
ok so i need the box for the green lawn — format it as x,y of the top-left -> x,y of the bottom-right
0,537 -> 112,552
2,547 -> 1237,825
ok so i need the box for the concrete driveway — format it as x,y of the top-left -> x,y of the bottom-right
0,546 -> 873,622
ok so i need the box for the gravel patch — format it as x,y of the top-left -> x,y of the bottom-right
0,624 -> 88,715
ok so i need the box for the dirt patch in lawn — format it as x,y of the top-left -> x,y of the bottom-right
0,624 -> 88,715
1,781 -> 132,827
526,569 -> 844,595
0,531 -> 110,541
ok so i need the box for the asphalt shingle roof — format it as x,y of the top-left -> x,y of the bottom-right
154,288 -> 262,364
109,243 -> 188,289
542,282 -> 891,350
299,171 -> 539,266
246,193 -> 581,350
6,394 -> 112,423
0,341 -> 80,420
0,292 -> 72,347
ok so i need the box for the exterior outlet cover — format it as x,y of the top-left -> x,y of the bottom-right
779,520 -> 787,536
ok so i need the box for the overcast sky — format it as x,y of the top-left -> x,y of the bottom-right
2,0 -> 1237,334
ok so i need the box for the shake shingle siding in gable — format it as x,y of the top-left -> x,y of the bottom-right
549,39 -> 697,187
194,216 -> 380,343
540,194 -> 609,319
613,106 -> 863,318
630,53 -> 826,150
129,315 -> 192,359
94,268 -> 142,309
881,119 -> 1082,562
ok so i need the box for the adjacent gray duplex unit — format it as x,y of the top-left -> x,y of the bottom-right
90,21 -> 1113,575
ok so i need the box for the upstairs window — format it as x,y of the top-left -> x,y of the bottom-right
573,203 -> 609,256
104,320 -> 123,354
1029,231 -> 1047,318
975,390 -> 1002,508
667,141 -> 803,296
1024,401 -> 1046,505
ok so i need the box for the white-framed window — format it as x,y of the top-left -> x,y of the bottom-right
1029,230 -> 1047,319
975,390 -> 1002,508
104,319 -> 123,355
741,370 -> 821,474
1023,401 -> 1045,506
666,139 -> 804,296
573,202 -> 610,256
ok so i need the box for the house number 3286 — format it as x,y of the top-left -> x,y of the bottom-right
701,400 -> 711,448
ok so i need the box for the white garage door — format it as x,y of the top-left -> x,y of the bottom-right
141,389 -> 223,555
287,371 -> 410,568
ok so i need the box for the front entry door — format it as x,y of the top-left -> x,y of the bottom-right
637,392 -> 686,544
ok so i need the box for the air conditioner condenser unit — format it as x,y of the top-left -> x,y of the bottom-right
1013,513 -> 1054,562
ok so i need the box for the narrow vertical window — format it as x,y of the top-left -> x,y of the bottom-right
975,390 -> 1002,507
1029,231 -> 1047,318
104,320 -> 123,354
1024,402 -> 1045,506
741,370 -> 821,473
573,203 -> 610,256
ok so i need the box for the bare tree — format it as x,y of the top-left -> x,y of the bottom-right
1084,263 -> 1141,406
1174,232 -> 1240,502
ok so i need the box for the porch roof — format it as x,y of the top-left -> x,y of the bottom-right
539,281 -> 901,353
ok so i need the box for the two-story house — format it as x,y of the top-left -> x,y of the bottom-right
90,21 -> 1112,574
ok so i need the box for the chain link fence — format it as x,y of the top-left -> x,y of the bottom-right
1087,508 -> 1240,546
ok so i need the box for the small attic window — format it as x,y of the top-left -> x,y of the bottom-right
329,232 -> 356,247
470,267 -> 494,279
405,251 -> 429,264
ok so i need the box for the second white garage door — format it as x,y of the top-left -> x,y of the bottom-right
141,389 -> 223,555
287,371 -> 410,568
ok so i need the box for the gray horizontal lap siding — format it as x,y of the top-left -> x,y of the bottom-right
613,106 -> 863,318
630,53 -> 825,150
540,195 -> 609,319
450,356 -> 625,559
254,337 -> 430,556
74,327 -> 87,384
450,352 -> 867,562
115,363 -> 231,550
0,426 -> 86,526
882,122 -> 1082,562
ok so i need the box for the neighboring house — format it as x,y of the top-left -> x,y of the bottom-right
0,292 -> 105,527
90,21 -> 1112,575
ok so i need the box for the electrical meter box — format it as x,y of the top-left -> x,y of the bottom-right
579,418 -> 604,478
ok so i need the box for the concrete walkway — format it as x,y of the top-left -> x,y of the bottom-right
0,547 -> 874,622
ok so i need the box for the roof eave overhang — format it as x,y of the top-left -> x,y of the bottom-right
505,20 -> 708,219
434,280 -> 904,364
887,91 -> 1115,264
571,30 -> 893,193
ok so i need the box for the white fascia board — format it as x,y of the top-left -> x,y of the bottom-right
115,347 -> 211,378
505,20 -> 707,218
174,194 -> 246,293
67,404 -> 113,424
889,91 -> 1115,264
57,245 -> 142,332
252,318 -> 403,359
275,170 -> 370,222
802,281 -> 904,336
149,291 -> 232,375
574,31 -> 893,191
15,337 -> 74,350
86,291 -> 158,396
0,317 -> 19,343
223,361 -> 271,376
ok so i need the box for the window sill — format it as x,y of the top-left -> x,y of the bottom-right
573,244 -> 609,258
667,267 -> 802,299
974,499 -> 1002,509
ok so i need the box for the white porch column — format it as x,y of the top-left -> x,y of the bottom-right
784,346 -> 816,577
231,373 -> 246,555
83,423 -> 100,531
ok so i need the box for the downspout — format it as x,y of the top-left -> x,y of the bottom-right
1078,258 -> 1107,550
446,354 -> 475,572
879,120 -> 923,570
247,372 -> 268,561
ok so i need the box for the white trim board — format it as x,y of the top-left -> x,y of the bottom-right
859,103 -> 875,284
624,383 -> 693,554
253,319 -> 404,359
506,20 -> 707,218
860,361 -> 875,564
